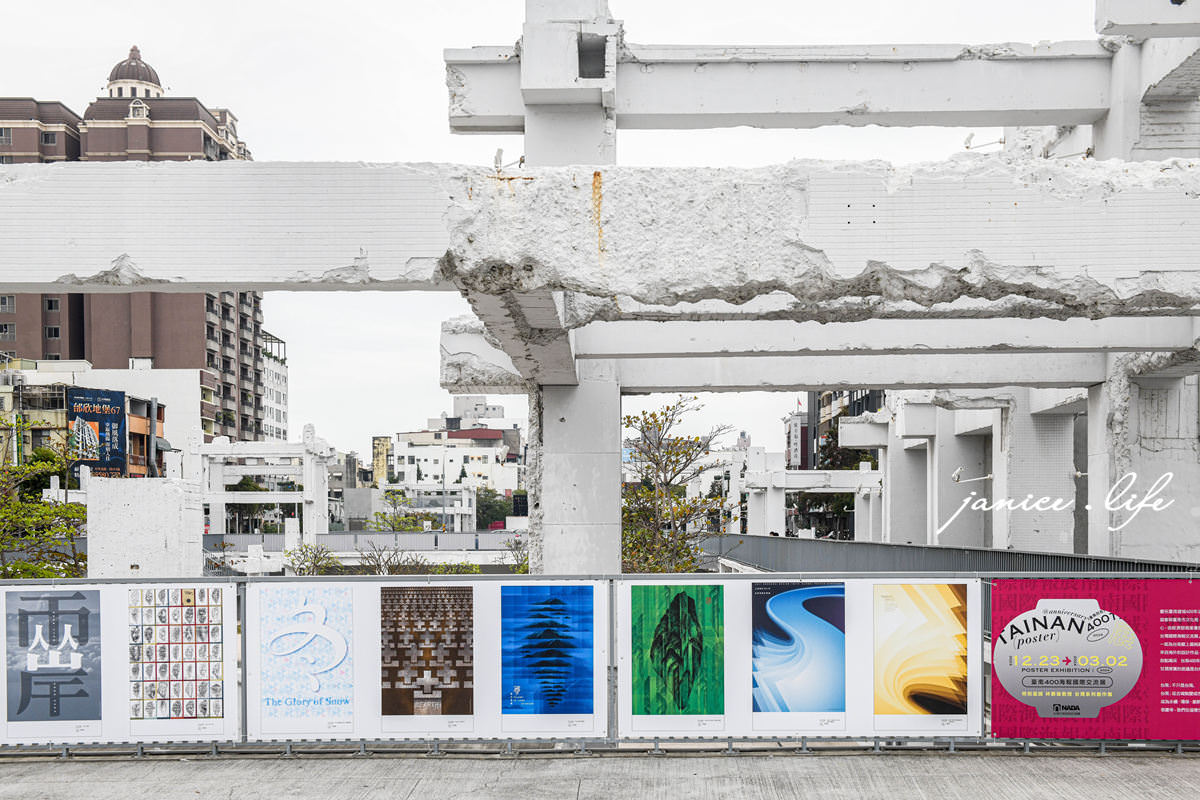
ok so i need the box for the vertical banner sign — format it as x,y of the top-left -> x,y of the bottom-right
991,579 -> 1200,739
66,388 -> 126,478
258,585 -> 353,735
6,591 -> 102,724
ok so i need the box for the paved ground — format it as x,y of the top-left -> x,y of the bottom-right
0,752 -> 1197,800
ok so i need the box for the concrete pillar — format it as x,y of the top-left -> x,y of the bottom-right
1087,381 -> 1114,556
989,409 -> 1010,549
88,478 -> 202,579
882,407 -> 927,545
537,359 -> 621,574
1004,388 -> 1077,554
1093,39 -> 1143,160
929,407 -> 986,548
853,494 -> 869,541
207,456 -> 226,536
525,107 -> 615,166
868,489 -> 884,542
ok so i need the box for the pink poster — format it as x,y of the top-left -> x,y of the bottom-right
991,579 -> 1200,740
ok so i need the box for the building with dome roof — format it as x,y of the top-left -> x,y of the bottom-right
0,46 -> 279,444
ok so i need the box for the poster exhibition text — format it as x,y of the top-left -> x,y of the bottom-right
0,577 -> 1193,744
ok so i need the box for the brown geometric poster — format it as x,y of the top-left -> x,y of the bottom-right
380,586 -> 473,716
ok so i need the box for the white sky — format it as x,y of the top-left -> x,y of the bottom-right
0,0 -> 1096,455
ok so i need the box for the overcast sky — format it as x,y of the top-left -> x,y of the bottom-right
0,1 -> 1096,455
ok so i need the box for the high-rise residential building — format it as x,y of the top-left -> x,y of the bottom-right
0,47 -> 277,442
261,332 -> 288,442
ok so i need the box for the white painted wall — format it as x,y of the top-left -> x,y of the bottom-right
87,477 -> 202,579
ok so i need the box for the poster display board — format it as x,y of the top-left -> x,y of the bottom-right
617,579 -> 982,738
245,580 -> 609,741
991,579 -> 1200,740
1,583 -> 239,745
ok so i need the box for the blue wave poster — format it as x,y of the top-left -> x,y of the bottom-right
501,585 -> 593,715
751,582 -> 846,713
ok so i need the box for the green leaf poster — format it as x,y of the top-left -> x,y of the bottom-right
630,584 -> 724,715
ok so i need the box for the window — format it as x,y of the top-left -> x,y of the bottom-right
42,353 -> 60,360
43,297 -> 59,312
117,87 -> 123,97
0,324 -> 13,341
0,296 -> 13,313
0,156 -> 12,165
44,326 -> 60,340
0,128 -> 10,145
40,132 -> 57,146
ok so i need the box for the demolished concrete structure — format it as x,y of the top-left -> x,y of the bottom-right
3,0 -> 1200,571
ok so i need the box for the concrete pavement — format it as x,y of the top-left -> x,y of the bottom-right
0,752 -> 1197,800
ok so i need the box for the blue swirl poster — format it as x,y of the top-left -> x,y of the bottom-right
751,582 -> 846,713
501,585 -> 593,715
258,586 -> 353,733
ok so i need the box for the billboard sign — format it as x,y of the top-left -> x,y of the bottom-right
992,579 -> 1200,740
66,387 -> 126,477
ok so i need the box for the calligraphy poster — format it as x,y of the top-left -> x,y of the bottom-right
6,590 -> 101,723
991,579 -> 1200,740
258,585 -> 353,734
501,585 -> 593,715
380,586 -> 473,726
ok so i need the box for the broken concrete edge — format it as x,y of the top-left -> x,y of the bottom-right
437,154 -> 1200,323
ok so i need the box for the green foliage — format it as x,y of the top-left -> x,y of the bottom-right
284,543 -> 340,575
475,487 -> 513,530
502,535 -> 529,574
0,418 -> 86,578
367,488 -> 438,532
621,397 -> 731,573
429,560 -> 482,575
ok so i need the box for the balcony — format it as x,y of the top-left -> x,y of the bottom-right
206,310 -> 220,326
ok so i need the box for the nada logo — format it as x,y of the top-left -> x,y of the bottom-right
1053,703 -> 1081,713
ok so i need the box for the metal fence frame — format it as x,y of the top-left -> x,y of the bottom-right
0,571 -> 1198,759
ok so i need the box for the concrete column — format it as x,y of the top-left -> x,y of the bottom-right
869,489 -> 884,542
207,457 -> 226,536
883,409 -> 927,545
525,107 -> 616,166
989,409 -> 1010,549
854,494 -> 869,541
537,359 -> 621,574
1006,388 -> 1077,554
1093,39 -> 1143,160
1087,381 -> 1113,556
929,407 -> 987,548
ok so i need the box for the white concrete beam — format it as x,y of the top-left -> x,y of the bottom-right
1097,0 -> 1200,38
447,42 -> 1112,132
743,469 -> 882,492
838,419 -> 890,449
614,354 -> 1107,393
0,163 -> 451,292
574,318 -> 1200,358
447,160 -> 1200,321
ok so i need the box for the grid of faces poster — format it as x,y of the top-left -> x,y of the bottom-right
127,587 -> 224,720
